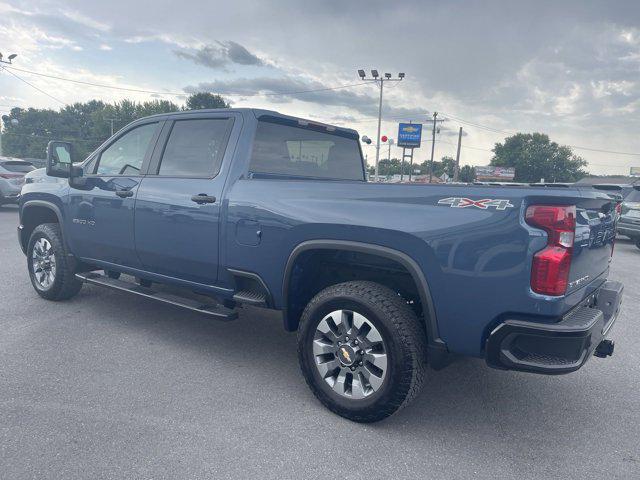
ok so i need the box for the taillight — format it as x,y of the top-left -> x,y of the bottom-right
525,205 -> 576,296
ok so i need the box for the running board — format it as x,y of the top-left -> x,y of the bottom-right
75,272 -> 238,321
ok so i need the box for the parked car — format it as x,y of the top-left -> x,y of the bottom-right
617,186 -> 640,249
17,109 -> 623,422
0,157 -> 35,206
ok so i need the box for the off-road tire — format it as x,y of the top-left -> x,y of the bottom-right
27,223 -> 82,301
297,281 -> 427,423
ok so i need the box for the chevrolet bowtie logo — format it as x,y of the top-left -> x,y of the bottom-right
340,348 -> 351,363
403,126 -> 419,133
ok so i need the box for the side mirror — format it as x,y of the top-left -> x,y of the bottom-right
46,141 -> 74,178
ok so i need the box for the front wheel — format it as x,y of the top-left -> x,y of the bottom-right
27,223 -> 82,301
297,281 -> 427,423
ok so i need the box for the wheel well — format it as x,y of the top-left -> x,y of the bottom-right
285,248 -> 425,332
21,205 -> 60,250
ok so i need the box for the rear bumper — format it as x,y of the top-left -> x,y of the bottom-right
486,280 -> 623,375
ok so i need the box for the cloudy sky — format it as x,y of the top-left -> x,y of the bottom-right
1,0 -> 639,174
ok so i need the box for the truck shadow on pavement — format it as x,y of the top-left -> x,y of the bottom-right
73,281 -> 611,443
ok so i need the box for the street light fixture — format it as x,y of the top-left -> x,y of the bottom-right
0,52 -> 18,65
356,69 -> 405,181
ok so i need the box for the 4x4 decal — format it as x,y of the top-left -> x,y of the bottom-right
437,197 -> 515,210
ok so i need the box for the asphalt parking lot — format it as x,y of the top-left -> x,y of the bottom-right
0,203 -> 638,480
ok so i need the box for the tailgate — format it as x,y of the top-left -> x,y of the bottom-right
570,197 -> 616,293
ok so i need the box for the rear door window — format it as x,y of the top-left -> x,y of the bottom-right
156,118 -> 233,177
249,120 -> 364,180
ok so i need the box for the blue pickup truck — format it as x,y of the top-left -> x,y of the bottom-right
18,108 -> 623,422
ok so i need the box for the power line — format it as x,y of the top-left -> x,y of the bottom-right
2,65 -> 370,98
0,131 -> 104,144
354,110 -> 640,158
3,64 -> 638,159
440,111 -> 640,157
3,65 -> 184,95
0,66 -> 65,105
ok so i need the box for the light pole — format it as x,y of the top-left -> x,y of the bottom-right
0,53 -> 18,156
357,70 -> 404,182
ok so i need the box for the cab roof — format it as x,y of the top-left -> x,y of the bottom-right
139,108 -> 359,138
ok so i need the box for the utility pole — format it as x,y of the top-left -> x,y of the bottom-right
105,117 -> 119,136
357,70 -> 404,182
428,112 -> 438,183
0,52 -> 19,156
454,126 -> 463,182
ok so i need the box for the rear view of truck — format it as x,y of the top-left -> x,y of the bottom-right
486,194 -> 623,374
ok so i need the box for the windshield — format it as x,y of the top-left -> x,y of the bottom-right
249,120 -> 365,181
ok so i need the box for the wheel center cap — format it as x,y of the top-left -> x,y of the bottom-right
337,345 -> 356,366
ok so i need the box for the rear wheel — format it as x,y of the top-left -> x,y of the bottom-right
27,223 -> 82,301
297,281 -> 427,423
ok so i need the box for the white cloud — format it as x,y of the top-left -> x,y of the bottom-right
63,9 -> 110,32
2,0 -> 640,174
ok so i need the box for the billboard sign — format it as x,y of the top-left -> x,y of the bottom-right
630,166 -> 640,177
475,166 -> 516,181
397,123 -> 422,148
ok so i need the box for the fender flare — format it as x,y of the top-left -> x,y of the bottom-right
282,240 -> 444,348
19,200 -> 65,252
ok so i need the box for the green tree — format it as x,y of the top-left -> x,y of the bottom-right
491,133 -> 587,182
0,93 -> 229,161
458,165 -> 476,182
440,156 -> 456,178
185,92 -> 230,110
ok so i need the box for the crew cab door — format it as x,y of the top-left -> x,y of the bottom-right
66,120 -> 162,267
133,113 -> 237,285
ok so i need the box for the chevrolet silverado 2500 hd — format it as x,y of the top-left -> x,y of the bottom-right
18,108 -> 623,422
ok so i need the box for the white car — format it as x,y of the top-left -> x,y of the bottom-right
0,157 -> 35,206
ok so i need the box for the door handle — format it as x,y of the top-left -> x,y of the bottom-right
191,194 -> 216,204
115,190 -> 134,198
